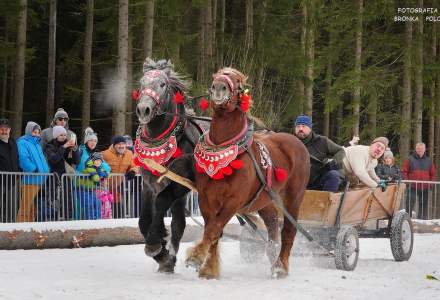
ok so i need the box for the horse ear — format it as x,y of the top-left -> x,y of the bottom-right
143,57 -> 156,73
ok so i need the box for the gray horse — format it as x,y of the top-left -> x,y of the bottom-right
135,58 -> 202,273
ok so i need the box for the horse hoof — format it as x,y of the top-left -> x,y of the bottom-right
185,257 -> 202,271
271,267 -> 288,279
144,243 -> 162,257
158,256 -> 176,274
199,267 -> 219,280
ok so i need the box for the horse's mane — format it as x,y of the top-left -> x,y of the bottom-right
142,57 -> 190,93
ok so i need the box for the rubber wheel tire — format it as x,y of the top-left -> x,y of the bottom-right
390,210 -> 413,261
335,226 -> 359,271
239,228 -> 265,263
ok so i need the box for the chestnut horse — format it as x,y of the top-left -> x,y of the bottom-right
185,68 -> 310,279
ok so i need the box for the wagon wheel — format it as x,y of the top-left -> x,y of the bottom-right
334,226 -> 359,271
390,210 -> 413,261
239,227 -> 266,263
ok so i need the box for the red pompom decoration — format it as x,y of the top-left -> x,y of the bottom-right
199,98 -> 210,111
230,159 -> 244,170
133,156 -> 142,166
222,166 -> 233,176
173,91 -> 185,104
274,168 -> 288,182
239,93 -> 252,112
132,89 -> 140,101
212,169 -> 224,180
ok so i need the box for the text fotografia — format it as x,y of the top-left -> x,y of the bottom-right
394,7 -> 440,22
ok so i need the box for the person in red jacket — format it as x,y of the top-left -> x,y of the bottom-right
402,142 -> 437,219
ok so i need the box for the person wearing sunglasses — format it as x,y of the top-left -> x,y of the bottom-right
40,108 -> 77,152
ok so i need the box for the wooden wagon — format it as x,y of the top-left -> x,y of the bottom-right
240,183 -> 414,271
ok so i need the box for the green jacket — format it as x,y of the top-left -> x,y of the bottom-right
77,160 -> 109,189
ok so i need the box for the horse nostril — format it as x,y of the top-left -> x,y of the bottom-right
145,107 -> 150,116
136,106 -> 142,117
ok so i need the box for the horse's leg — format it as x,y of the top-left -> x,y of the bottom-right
138,188 -> 154,245
257,203 -> 280,266
156,196 -> 187,273
198,208 -> 237,279
272,188 -> 304,279
144,186 -> 175,256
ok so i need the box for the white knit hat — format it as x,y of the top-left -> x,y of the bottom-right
84,127 -> 98,144
384,150 -> 394,159
53,125 -> 67,139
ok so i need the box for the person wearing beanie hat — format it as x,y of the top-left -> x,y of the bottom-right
52,125 -> 67,139
41,108 -> 76,152
293,115 -> 344,192
76,127 -> 110,174
103,134 -> 138,217
375,149 -> 401,182
16,121 -> 50,222
341,136 -> 389,188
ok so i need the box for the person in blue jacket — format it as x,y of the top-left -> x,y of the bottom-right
16,121 -> 50,222
76,127 -> 110,173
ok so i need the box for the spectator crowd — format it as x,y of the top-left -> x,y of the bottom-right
0,110 -> 438,222
0,108 -> 139,222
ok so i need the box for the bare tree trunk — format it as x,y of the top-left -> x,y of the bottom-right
218,0 -> 225,67
304,1 -> 314,117
114,0 -> 128,135
336,101 -> 343,143
126,31 -> 133,135
367,93 -> 377,140
436,57 -> 440,179
298,2 -> 307,114
245,0 -> 253,51
46,0 -> 57,127
82,0 -> 93,133
197,8 -> 206,83
323,59 -> 332,137
413,0 -> 424,145
12,0 -> 27,138
1,18 -> 8,116
353,0 -> 363,136
400,21 -> 413,159
429,22 -> 436,159
205,0 -> 213,77
143,0 -> 154,59
254,0 -> 267,102
212,0 -> 217,68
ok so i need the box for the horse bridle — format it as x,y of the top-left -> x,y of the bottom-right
209,73 -> 242,108
138,70 -> 173,116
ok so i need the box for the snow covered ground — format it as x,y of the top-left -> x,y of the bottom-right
0,234 -> 439,300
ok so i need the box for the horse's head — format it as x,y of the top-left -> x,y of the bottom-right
209,68 -> 249,113
135,58 -> 188,125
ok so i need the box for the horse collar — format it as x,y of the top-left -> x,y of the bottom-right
194,119 -> 254,179
134,110 -> 186,173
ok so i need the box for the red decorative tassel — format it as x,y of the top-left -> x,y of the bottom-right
195,163 -> 205,173
171,147 -> 183,158
274,168 -> 288,182
222,166 -> 233,176
132,90 -> 140,101
173,91 -> 185,104
230,159 -> 244,170
133,156 -> 142,166
199,98 -> 210,111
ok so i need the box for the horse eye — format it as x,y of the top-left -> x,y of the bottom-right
222,86 -> 226,90
160,82 -> 165,88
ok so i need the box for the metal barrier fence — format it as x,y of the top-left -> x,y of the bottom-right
1,171 -> 439,223
401,180 -> 440,220
0,171 -> 200,223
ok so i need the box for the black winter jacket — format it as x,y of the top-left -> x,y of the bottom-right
45,139 -> 81,178
375,163 -> 402,181
0,138 -> 20,173
298,131 -> 345,185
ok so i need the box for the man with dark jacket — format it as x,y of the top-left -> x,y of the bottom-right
402,142 -> 436,219
294,115 -> 345,192
0,118 -> 20,222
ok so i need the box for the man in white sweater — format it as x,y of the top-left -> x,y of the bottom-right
341,137 -> 388,188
